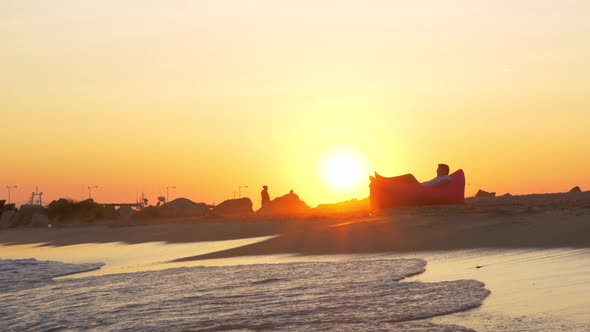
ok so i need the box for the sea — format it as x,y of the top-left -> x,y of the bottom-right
2,242 -> 590,331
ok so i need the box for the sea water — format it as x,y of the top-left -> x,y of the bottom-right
0,258 -> 489,331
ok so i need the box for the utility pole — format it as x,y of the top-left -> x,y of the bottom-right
6,185 -> 17,204
88,186 -> 99,199
166,186 -> 176,203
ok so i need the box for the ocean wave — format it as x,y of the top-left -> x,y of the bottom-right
0,259 -> 103,293
0,258 -> 489,331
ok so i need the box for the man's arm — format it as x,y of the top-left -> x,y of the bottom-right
421,175 -> 451,187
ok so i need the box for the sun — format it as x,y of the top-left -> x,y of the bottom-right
320,147 -> 369,191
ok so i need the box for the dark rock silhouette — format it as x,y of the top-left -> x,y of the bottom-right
117,206 -> 134,220
257,191 -> 310,216
133,206 -> 160,219
0,210 -> 23,229
4,203 -> 16,211
20,205 -> 48,224
569,186 -> 582,193
101,205 -> 119,219
475,190 -> 496,198
212,198 -> 254,216
158,198 -> 210,218
132,198 -> 210,219
500,193 -> 513,198
0,200 -> 6,227
32,214 -> 51,227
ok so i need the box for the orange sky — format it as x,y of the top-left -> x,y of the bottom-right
1,1 -> 589,208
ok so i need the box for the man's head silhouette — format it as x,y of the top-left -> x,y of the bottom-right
437,164 -> 450,176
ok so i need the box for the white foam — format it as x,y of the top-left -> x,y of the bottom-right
0,259 -> 103,293
0,258 -> 489,331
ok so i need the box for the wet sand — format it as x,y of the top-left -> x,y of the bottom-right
408,248 -> 590,331
0,237 -> 276,277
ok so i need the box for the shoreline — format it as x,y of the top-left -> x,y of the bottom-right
3,244 -> 589,330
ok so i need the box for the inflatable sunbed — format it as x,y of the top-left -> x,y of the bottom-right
369,169 -> 465,210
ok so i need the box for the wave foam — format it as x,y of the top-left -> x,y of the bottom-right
0,258 -> 489,331
0,259 -> 103,293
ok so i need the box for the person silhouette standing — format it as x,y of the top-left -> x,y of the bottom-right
261,185 -> 270,207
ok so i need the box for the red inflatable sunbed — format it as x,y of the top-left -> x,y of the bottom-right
369,169 -> 465,210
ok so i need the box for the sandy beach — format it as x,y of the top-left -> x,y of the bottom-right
3,191 -> 589,257
2,191 -> 590,330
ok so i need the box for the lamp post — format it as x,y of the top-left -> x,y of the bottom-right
238,186 -> 248,199
88,186 -> 98,199
166,186 -> 176,203
6,185 -> 17,204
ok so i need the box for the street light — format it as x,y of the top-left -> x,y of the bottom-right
6,185 -> 17,204
238,186 -> 248,199
166,186 -> 176,203
88,186 -> 99,199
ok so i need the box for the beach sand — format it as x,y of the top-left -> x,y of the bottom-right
2,191 -> 590,254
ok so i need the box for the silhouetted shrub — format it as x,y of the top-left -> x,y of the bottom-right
47,198 -> 116,222
47,198 -> 77,220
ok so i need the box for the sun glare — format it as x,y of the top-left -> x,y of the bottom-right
320,147 -> 369,191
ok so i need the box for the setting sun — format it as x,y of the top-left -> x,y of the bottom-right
319,147 -> 370,192
2,2 -> 590,331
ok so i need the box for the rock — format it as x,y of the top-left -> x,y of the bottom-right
158,198 -> 210,218
500,193 -> 513,198
475,190 -> 496,198
0,210 -> 23,229
212,198 -> 254,216
258,191 -> 310,216
32,214 -> 51,227
569,186 -> 582,193
100,205 -> 119,220
132,206 -> 160,219
85,209 -> 98,222
20,205 -> 48,223
117,206 -> 134,220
